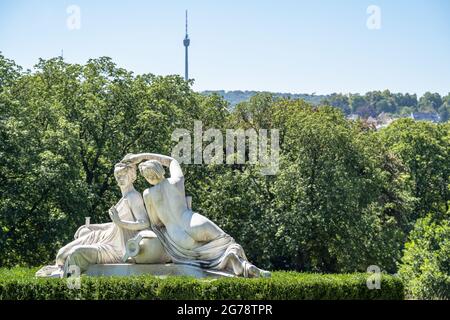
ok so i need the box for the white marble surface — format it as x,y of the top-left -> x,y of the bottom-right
85,263 -> 235,278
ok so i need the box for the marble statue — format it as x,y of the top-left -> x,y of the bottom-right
36,153 -> 270,279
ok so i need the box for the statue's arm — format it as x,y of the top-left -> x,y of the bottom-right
110,212 -> 150,231
122,153 -> 184,180
168,158 -> 184,181
122,153 -> 172,167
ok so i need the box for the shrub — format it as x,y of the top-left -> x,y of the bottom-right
399,211 -> 450,299
0,268 -> 404,300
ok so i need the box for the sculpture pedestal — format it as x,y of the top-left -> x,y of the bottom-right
85,263 -> 235,278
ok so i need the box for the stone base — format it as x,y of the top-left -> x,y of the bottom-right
84,263 -> 235,279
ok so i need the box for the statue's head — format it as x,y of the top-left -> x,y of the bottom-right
114,162 -> 137,187
139,160 -> 165,185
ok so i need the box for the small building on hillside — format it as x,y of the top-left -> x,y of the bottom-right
376,112 -> 395,129
346,113 -> 360,121
366,116 -> 377,126
410,112 -> 441,123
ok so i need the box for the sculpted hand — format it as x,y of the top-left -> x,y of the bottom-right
121,153 -> 135,164
109,206 -> 121,224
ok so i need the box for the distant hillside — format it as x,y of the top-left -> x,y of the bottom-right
201,90 -> 326,108
200,90 -> 449,122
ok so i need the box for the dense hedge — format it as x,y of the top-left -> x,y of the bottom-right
0,268 -> 404,300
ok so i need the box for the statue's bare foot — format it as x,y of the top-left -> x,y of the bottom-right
35,265 -> 64,278
260,270 -> 271,278
248,265 -> 271,278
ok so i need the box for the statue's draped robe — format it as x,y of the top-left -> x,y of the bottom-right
146,180 -> 252,277
151,222 -> 251,276
61,198 -> 137,273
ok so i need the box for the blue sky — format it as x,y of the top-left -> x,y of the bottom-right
0,0 -> 449,95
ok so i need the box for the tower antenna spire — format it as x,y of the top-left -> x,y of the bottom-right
183,10 -> 190,81
185,9 -> 188,35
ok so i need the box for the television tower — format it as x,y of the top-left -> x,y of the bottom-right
183,10 -> 190,81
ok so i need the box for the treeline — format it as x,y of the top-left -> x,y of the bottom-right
322,91 -> 450,120
0,54 -> 449,298
202,90 -> 325,108
204,90 -> 450,121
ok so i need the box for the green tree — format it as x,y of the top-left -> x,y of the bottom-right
321,93 -> 350,115
418,92 -> 442,112
269,101 -> 410,272
438,94 -> 450,122
399,209 -> 450,299
379,119 -> 450,221
394,93 -> 418,110
349,94 -> 367,113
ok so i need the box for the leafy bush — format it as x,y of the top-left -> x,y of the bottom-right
399,211 -> 450,299
0,268 -> 403,300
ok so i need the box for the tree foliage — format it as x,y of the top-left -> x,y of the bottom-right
321,90 -> 450,120
399,209 -> 450,299
379,119 -> 450,220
